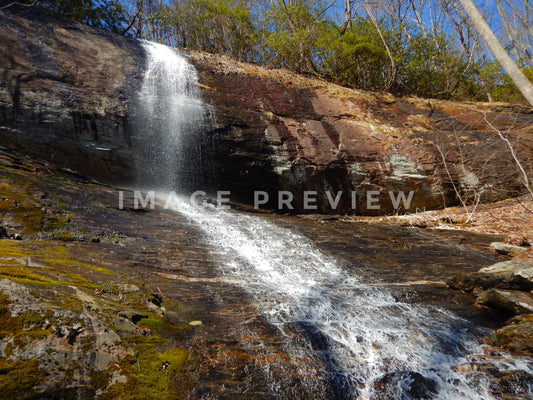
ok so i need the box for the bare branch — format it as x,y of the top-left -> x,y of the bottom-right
481,110 -> 533,203
0,0 -> 36,10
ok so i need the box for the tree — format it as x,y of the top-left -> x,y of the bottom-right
457,0 -> 533,107
262,0 -> 331,74
160,0 -> 257,61
37,0 -> 126,33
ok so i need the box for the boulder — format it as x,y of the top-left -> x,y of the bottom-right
372,371 -> 438,400
477,261 -> 526,280
477,289 -> 533,315
476,260 -> 533,291
490,242 -> 527,257
447,276 -> 479,292
510,267 -> 533,291
447,275 -> 505,292
493,314 -> 533,356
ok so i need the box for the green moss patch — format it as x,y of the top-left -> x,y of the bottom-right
0,358 -> 47,399
102,335 -> 192,400
0,240 -> 114,290
0,293 -> 54,340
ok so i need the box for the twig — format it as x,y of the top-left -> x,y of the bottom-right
482,110 -> 533,203
156,286 -> 169,300
514,197 -> 533,216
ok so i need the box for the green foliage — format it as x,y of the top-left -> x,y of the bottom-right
161,0 -> 257,61
37,0 -> 126,33
317,18 -> 390,90
395,30 -> 482,100
481,62 -> 533,104
261,0 -> 330,74
317,18 -> 486,99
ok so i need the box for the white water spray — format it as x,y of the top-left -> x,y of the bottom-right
134,41 -> 209,191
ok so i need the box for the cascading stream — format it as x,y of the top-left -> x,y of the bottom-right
167,196 -> 530,400
134,41 -> 532,399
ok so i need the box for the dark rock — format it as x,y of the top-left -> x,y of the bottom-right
477,289 -> 533,315
67,326 -> 84,345
488,370 -> 533,400
372,371 -> 438,400
159,361 -> 170,371
510,266 -> 533,291
447,276 -> 479,292
118,311 -> 147,324
493,314 -> 533,356
150,293 -> 163,307
55,326 -> 64,338
447,275 -> 505,292
0,224 -> 8,238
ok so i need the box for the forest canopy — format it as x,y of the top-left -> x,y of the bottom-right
15,0 -> 533,103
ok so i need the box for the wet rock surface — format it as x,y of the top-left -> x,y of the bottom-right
493,314 -> 533,356
0,7 -> 145,184
0,151 -> 530,398
372,371 -> 438,400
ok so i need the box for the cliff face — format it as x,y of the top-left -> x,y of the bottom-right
1,7 -> 532,214
191,52 -> 533,214
0,7 -> 144,183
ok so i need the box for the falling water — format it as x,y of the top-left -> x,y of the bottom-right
134,41 -> 532,399
133,41 -> 211,192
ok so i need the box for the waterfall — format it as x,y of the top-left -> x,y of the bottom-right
133,41 -> 210,192
134,41 -> 532,399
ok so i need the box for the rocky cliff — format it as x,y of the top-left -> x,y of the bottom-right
1,6 -> 532,214
0,7 -> 144,183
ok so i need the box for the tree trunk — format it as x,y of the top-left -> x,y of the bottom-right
457,0 -> 533,107
136,0 -> 144,38
340,0 -> 352,34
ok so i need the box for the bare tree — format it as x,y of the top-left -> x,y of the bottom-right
494,0 -> 533,65
457,0 -> 533,107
